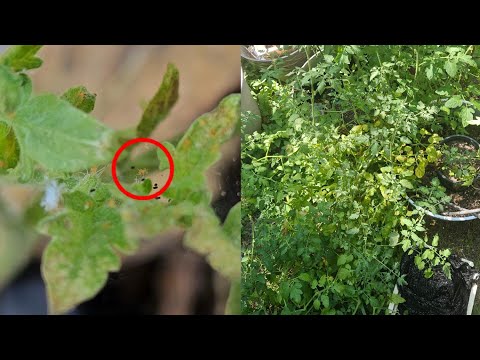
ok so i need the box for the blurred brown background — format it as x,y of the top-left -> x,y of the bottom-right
0,45 -> 240,315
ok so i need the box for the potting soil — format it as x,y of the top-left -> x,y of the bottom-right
398,253 -> 477,315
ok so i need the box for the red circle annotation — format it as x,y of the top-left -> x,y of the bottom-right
111,138 -> 174,200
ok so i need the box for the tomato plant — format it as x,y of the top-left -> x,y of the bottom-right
0,45 -> 240,314
241,45 -> 480,314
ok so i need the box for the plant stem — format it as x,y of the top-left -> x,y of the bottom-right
304,47 -> 316,126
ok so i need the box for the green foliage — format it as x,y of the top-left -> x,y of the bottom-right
438,143 -> 480,186
0,46 -> 240,314
242,45 -> 479,315
411,177 -> 451,214
0,45 -> 43,72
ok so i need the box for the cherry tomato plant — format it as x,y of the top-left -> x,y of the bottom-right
242,45 -> 480,314
0,45 -> 240,314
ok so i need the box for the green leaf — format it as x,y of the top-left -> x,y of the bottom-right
370,69 -> 379,81
0,45 -> 43,72
157,141 -> 176,172
445,96 -> 463,109
390,293 -> 405,305
346,227 -> 359,235
443,263 -> 452,279
0,122 -> 20,171
136,63 -> 179,137
321,294 -> 329,308
426,64 -> 434,80
458,53 -> 476,67
400,217 -> 413,227
225,280 -> 240,315
399,179 -> 414,189
337,267 -> 350,280
432,234 -> 439,247
9,94 -> 114,173
223,202 -> 241,247
298,273 -> 311,282
313,298 -> 321,310
459,106 -> 474,127
0,65 -> 32,114
131,178 -> 152,195
61,86 -> 96,113
444,60 -> 458,78
415,162 -> 426,178
389,232 -> 399,246
40,190 -> 137,314
290,283 -> 303,303
337,254 -> 349,266
183,206 -> 240,281
441,106 -> 450,115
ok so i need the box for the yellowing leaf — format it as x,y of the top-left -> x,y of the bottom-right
399,179 -> 414,189
40,190 -> 137,315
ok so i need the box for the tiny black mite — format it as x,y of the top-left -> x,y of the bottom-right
131,166 -> 135,169
156,196 -> 161,200
90,189 -> 95,192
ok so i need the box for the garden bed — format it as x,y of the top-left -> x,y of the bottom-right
242,45 -> 480,315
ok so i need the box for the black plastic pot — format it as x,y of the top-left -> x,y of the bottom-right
436,135 -> 480,191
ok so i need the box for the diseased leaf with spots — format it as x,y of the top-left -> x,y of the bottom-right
0,122 -> 20,172
136,63 -> 179,137
0,46 -> 241,316
61,86 -> 96,113
39,189 -> 137,315
183,206 -> 240,281
165,94 -> 240,203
